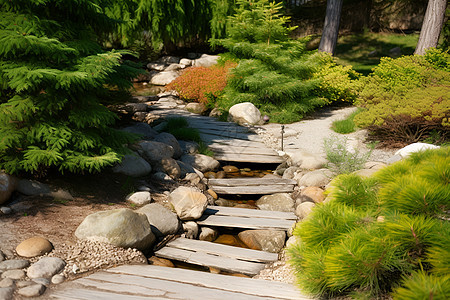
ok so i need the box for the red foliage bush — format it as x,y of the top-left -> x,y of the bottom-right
167,61 -> 236,104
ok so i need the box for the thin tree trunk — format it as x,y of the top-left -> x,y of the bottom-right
318,0 -> 343,55
414,0 -> 447,55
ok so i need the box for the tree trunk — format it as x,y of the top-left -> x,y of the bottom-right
318,0 -> 343,55
414,0 -> 447,55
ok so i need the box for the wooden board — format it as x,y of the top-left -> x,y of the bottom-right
154,247 -> 266,275
204,206 -> 297,221
208,185 -> 295,195
51,288 -> 158,300
197,214 -> 296,231
163,237 -> 278,263
213,153 -> 285,164
208,178 -> 296,186
208,143 -> 279,156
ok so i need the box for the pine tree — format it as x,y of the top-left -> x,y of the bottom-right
0,0 -> 141,175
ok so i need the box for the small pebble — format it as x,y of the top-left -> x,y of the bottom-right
0,207 -> 12,215
18,283 -> 46,297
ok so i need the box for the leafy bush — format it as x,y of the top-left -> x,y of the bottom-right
354,49 -> 450,146
166,61 -> 236,104
288,147 -> 450,298
0,0 -> 141,176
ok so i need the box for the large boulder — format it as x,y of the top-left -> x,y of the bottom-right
112,153 -> 152,177
256,193 -> 295,212
298,169 -> 333,187
137,203 -> 180,237
169,186 -> 208,220
395,142 -> 440,158
150,71 -> 179,86
16,237 -> 53,258
228,102 -> 262,125
180,154 -> 220,173
0,173 -> 16,205
75,208 -> 155,251
287,150 -> 327,170
193,54 -> 219,67
16,179 -> 50,196
238,230 -> 286,253
134,140 -> 174,163
156,158 -> 182,179
26,257 -> 65,279
154,132 -> 182,159
121,123 -> 158,140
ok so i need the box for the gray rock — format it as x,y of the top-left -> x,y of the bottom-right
134,140 -> 174,163
121,123 -> 158,140
180,154 -> 220,173
156,157 -> 182,179
169,186 -> 208,220
0,207 -> 12,215
298,169 -> 333,187
16,281 -> 34,288
1,269 -> 25,280
137,203 -> 181,237
182,173 -> 201,185
0,278 -> 14,288
256,193 -> 295,212
179,141 -> 199,155
193,54 -> 219,67
150,71 -> 179,86
124,103 -> 148,113
179,58 -> 192,66
32,277 -> 50,286
112,153 -> 152,177
75,208 -> 155,251
353,168 -> 378,178
238,230 -> 286,253
228,102 -> 261,125
0,172 -> 16,205
126,191 -> 152,206
282,167 -> 300,180
182,221 -> 199,239
209,107 -> 223,118
17,284 -> 46,297
165,63 -> 185,71
395,142 -> 440,158
0,287 -> 13,300
387,154 -> 402,164
27,257 -> 65,279
0,259 -> 30,270
199,227 -> 218,242
296,202 -> 315,219
177,160 -> 197,178
287,149 -> 327,170
185,103 -> 207,114
51,274 -> 65,284
147,62 -> 166,71
16,179 -> 50,196
154,132 -> 182,159
151,172 -> 174,183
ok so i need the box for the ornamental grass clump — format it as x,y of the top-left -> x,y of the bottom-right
288,147 -> 449,299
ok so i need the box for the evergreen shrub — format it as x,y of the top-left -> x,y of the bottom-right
0,0 -> 141,175
354,49 -> 450,146
288,147 -> 450,298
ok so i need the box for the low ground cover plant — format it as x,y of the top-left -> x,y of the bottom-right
331,108 -> 363,134
288,147 -> 450,299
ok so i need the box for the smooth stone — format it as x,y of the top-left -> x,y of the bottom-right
214,198 -> 237,207
51,274 -> 65,284
256,193 -> 295,212
296,202 -> 316,219
192,54 -> 219,67
126,191 -> 152,206
186,103 -> 207,114
183,173 -> 201,185
124,103 -> 148,113
180,154 -> 220,173
150,71 -> 179,86
222,165 -> 239,173
1,269 -> 26,280
298,169 -> 333,187
199,227 -> 218,242
147,62 -> 166,71
16,179 -> 50,196
228,102 -> 261,125
32,277 -> 50,286
182,221 -> 199,239
215,171 -> 226,179
137,203 -> 181,237
151,172 -> 174,182
177,160 -> 196,178
17,284 -> 46,297
0,172 -> 16,205
122,123 -> 158,140
353,168 -> 379,178
0,259 -> 30,270
134,140 -> 174,163
169,186 -> 208,220
112,153 -> 152,177
238,230 -> 286,253
298,186 -> 325,204
16,281 -> 34,288
287,150 -> 327,170
282,166 -> 300,180
0,207 -> 12,215
395,142 -> 440,158
206,189 -> 218,200
27,257 -> 66,279
364,161 -> 387,170
0,287 -> 13,300
178,141 -> 199,155
154,132 -> 182,159
148,256 -> 175,268
164,63 -> 185,71
75,208 -> 155,251
16,236 -> 53,258
156,157 -> 182,179
0,278 -> 14,288
179,58 -> 192,66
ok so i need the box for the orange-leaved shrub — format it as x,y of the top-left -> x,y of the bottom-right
167,61 -> 236,104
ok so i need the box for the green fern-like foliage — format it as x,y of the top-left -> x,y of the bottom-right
288,147 -> 450,298
0,0 -> 141,175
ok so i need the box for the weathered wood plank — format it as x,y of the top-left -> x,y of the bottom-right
50,288 -> 157,300
154,247 -> 266,276
209,144 -> 279,156
196,128 -> 258,140
213,153 -> 285,164
77,272 -> 276,300
199,132 -> 261,143
199,135 -> 267,147
204,206 -> 297,221
165,237 -> 278,263
208,178 -> 296,186
107,265 -> 306,299
197,214 -> 296,230
209,185 -> 295,194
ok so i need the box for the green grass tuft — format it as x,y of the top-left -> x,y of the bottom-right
331,108 -> 363,134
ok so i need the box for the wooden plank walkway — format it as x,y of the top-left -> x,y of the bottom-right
149,108 -> 284,164
208,178 -> 296,194
197,205 -> 297,231
154,237 -> 278,276
50,264 -> 307,299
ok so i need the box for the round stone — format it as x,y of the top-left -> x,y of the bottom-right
16,237 -> 53,258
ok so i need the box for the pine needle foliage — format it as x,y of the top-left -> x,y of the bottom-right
288,147 -> 450,298
0,0 -> 141,175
